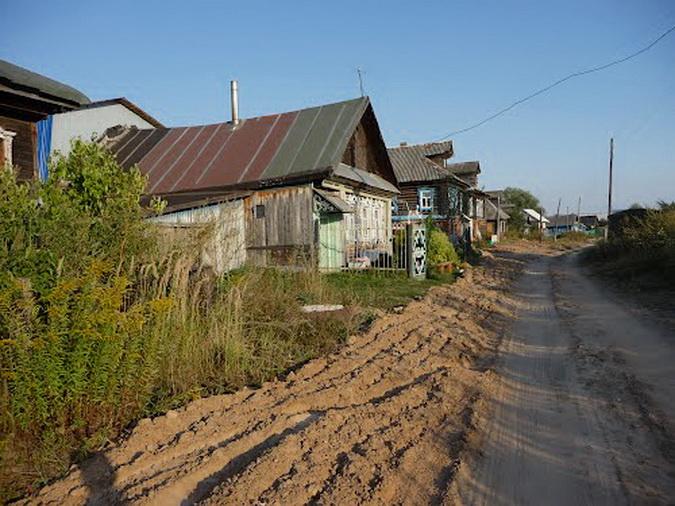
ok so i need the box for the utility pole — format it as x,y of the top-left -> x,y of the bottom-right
554,198 -> 561,241
539,207 -> 544,241
577,196 -> 581,222
496,195 -> 501,240
606,137 -> 614,240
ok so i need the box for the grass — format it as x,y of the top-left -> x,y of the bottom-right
325,270 -> 457,310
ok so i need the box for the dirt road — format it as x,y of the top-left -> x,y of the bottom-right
27,253 -> 521,505
451,252 -> 675,505
25,250 -> 675,505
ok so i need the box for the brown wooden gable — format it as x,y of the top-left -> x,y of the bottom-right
340,103 -> 397,187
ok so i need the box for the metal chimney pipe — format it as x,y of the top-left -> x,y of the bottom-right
230,80 -> 240,125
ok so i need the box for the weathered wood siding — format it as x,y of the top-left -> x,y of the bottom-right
397,181 -> 460,217
321,180 -> 392,257
0,115 -> 36,181
245,185 -> 315,266
148,199 -> 247,273
341,106 -> 397,186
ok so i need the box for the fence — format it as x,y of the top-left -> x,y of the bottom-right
319,221 -> 427,278
148,197 -> 427,277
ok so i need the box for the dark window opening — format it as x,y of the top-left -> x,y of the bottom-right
254,204 -> 265,219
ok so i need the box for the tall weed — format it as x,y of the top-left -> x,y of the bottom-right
0,142 -> 353,500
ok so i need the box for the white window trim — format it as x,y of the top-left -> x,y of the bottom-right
0,127 -> 16,168
418,188 -> 433,212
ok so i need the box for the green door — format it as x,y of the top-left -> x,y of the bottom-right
319,213 -> 344,270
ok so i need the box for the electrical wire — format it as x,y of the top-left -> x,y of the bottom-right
438,23 -> 675,139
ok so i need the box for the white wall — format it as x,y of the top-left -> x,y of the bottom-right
51,104 -> 155,157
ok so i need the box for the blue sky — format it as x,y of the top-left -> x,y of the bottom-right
2,0 -> 674,214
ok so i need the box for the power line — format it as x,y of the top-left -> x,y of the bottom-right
438,23 -> 675,140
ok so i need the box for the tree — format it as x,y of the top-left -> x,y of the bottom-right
502,187 -> 542,232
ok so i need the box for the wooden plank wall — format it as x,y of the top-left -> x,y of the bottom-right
245,185 -> 315,267
397,182 -> 450,216
0,115 -> 36,181
149,199 -> 247,274
340,106 -> 397,186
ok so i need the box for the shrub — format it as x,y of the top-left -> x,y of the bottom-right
585,207 -> 675,282
427,227 -> 460,266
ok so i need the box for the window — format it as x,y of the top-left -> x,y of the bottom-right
253,204 -> 265,219
418,188 -> 433,212
447,187 -> 460,215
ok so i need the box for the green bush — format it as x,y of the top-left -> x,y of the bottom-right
427,227 -> 460,266
586,206 -> 675,282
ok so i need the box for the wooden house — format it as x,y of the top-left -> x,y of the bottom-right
546,213 -> 586,236
102,96 -> 399,272
0,59 -> 89,180
484,198 -> 510,238
388,141 -> 489,242
447,161 -> 481,187
523,208 -> 549,233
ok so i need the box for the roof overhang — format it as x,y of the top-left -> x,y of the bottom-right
330,163 -> 400,195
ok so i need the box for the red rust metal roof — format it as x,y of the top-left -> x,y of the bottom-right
104,97 -> 371,195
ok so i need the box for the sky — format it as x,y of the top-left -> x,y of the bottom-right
1,0 -> 674,214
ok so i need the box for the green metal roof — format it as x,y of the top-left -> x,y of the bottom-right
263,97 -> 368,179
0,59 -> 90,107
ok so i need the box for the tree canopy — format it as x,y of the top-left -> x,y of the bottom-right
502,187 -> 542,231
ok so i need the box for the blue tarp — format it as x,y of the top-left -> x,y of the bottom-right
36,115 -> 53,181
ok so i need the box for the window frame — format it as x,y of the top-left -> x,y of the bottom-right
418,187 -> 434,212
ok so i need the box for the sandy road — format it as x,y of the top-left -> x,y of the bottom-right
26,252 -> 522,505
24,249 -> 675,505
452,252 -> 675,505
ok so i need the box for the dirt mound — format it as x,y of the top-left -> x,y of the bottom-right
24,257 -> 525,505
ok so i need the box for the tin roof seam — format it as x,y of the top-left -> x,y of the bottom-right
326,99 -> 367,167
193,124 -> 238,186
145,127 -> 190,181
281,105 -> 323,176
120,129 -> 162,168
114,129 -> 143,162
311,103 -> 347,171
169,122 -> 226,192
237,113 -> 282,184
151,125 -> 207,193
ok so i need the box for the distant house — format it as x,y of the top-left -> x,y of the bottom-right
387,141 -> 488,242
447,161 -> 481,187
484,199 -> 510,237
579,214 -> 601,230
50,97 -> 163,158
102,96 -> 399,272
0,59 -> 89,181
546,213 -> 586,236
523,208 -> 549,233
387,141 -> 469,220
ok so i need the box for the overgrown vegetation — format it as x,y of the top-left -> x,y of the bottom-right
0,142 -> 449,501
585,202 -> 675,284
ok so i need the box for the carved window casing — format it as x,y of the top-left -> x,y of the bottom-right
0,127 -> 16,168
